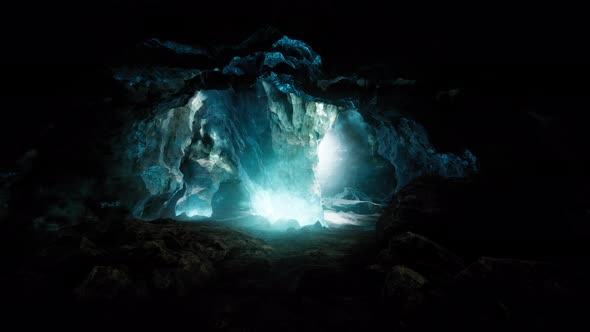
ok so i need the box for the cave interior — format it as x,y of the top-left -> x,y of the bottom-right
1,1 -> 589,331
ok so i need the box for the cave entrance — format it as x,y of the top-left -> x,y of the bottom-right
316,110 -> 396,226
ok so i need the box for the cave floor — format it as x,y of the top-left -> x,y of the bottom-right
5,215 -> 385,331
5,209 -> 587,331
201,218 -> 383,331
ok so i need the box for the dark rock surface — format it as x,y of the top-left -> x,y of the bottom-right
4,215 -> 275,328
2,18 -> 590,332
372,175 -> 589,331
382,265 -> 428,317
376,231 -> 464,282
414,257 -> 588,332
377,175 -> 589,261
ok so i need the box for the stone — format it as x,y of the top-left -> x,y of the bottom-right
383,265 -> 428,315
376,175 -> 482,256
75,266 -> 133,301
418,257 -> 586,331
377,231 -> 464,281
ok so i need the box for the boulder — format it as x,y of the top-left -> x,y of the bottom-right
75,266 -> 134,301
377,231 -> 464,282
376,175 -> 491,258
382,265 -> 428,316
420,257 -> 586,331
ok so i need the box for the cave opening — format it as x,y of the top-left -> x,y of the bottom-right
117,35 -> 476,231
317,110 -> 397,226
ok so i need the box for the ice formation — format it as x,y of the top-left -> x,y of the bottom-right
113,33 -> 477,226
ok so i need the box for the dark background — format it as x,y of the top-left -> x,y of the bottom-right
1,0 -> 589,206
2,1 -> 588,71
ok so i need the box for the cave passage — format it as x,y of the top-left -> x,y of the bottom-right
115,34 -> 476,230
317,110 -> 396,226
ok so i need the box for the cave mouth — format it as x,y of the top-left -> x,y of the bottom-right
316,110 -> 397,227
120,36 -> 475,228
172,107 -> 395,229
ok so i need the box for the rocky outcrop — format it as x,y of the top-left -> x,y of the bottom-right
377,231 -> 464,282
421,257 -> 587,332
376,175 -> 479,250
372,174 -> 588,331
382,265 -> 428,317
12,216 -> 272,305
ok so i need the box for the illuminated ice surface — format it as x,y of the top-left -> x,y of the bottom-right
323,210 -> 381,227
115,34 -> 477,227
317,129 -> 342,183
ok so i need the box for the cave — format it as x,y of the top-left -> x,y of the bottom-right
113,37 -> 476,228
2,2 -> 589,331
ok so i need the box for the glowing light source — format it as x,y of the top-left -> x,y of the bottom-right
317,130 -> 340,180
251,189 -> 323,226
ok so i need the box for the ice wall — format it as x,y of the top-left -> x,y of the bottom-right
114,32 -> 477,224
124,76 -> 338,225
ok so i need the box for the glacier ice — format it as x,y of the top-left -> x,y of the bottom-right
122,78 -> 339,225
113,33 -> 477,226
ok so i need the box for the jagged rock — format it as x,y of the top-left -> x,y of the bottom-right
376,175 -> 482,254
424,257 -> 585,331
300,220 -> 326,233
13,217 -> 272,308
79,236 -> 104,257
377,231 -> 464,282
113,66 -> 201,102
382,265 -> 428,316
75,266 -> 134,301
325,199 -> 383,215
151,251 -> 214,296
317,76 -> 365,97
192,69 -> 231,89
453,257 -> 574,300
130,38 -> 216,68
237,26 -> 284,51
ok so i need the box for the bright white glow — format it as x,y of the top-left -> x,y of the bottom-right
251,189 -> 323,226
317,130 -> 340,180
174,187 -> 213,218
323,210 -> 381,226
189,90 -> 207,112
183,207 -> 212,218
323,210 -> 359,225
